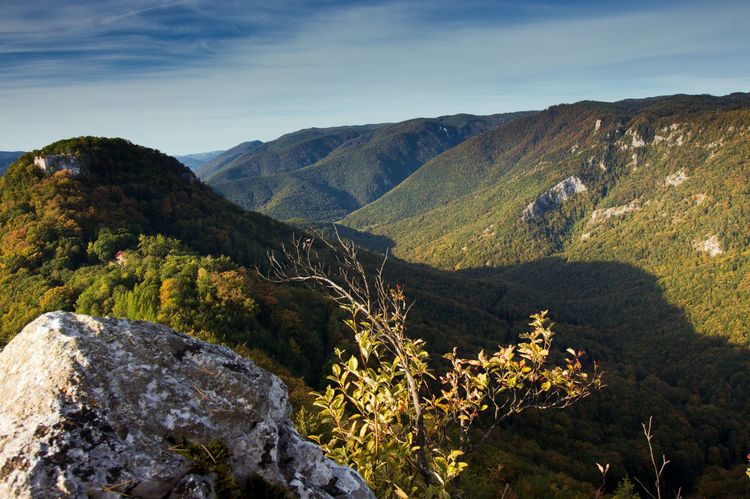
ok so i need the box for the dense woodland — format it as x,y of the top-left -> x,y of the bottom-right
0,97 -> 749,497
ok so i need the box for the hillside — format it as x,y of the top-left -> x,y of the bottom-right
2,136 -> 749,496
0,151 -> 24,175
0,138 -> 334,380
195,140 -> 263,176
202,113 -> 530,221
344,93 -> 750,345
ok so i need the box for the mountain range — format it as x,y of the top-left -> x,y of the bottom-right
1,92 -> 749,496
343,93 -> 750,345
200,113 -> 532,221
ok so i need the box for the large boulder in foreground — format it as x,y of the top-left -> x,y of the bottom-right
0,312 -> 373,498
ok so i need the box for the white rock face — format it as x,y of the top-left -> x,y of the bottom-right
0,312 -> 373,499
588,199 -> 640,226
522,176 -> 587,221
33,154 -> 83,176
594,119 -> 602,132
630,152 -> 639,169
693,235 -> 723,257
665,169 -> 689,187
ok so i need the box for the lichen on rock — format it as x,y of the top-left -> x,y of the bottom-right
0,312 -> 373,499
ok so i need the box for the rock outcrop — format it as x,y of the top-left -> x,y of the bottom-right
665,169 -> 689,187
588,199 -> 640,226
522,175 -> 587,221
33,154 -> 84,176
692,235 -> 723,257
0,312 -> 373,498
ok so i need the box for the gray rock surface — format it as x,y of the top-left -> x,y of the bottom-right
588,199 -> 641,226
692,235 -> 723,257
522,175 -> 587,221
0,312 -> 373,498
665,169 -> 689,187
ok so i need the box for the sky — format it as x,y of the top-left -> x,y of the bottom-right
1,0 -> 749,155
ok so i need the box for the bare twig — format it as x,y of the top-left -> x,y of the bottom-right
634,417 -> 681,499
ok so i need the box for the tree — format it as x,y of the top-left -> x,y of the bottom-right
268,233 -> 602,497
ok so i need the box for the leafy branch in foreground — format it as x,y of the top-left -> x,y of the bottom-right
267,233 -> 603,497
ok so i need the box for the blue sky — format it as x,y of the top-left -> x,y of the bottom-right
1,0 -> 748,154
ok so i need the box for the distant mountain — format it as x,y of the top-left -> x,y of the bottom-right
201,113 -> 532,221
0,151 -> 24,175
195,140 -> 264,177
173,149 -> 227,170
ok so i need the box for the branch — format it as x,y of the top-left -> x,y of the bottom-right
265,231 -> 437,486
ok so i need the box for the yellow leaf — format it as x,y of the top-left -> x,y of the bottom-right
394,485 -> 410,498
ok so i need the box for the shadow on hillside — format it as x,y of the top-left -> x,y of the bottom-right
265,223 -> 749,492
301,222 -> 396,254
457,257 -> 750,406
446,257 -> 750,492
350,249 -> 750,492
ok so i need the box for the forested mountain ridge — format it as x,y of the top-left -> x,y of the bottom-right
335,94 -> 750,495
194,140 -> 263,177
0,136 -> 520,400
202,112 -> 532,221
344,93 -> 750,345
0,138 -> 332,378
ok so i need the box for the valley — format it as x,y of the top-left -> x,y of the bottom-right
1,93 -> 749,497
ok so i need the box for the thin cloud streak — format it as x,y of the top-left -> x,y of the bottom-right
100,0 -> 192,24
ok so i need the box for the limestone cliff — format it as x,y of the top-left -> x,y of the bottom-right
0,312 -> 373,498
522,175 -> 587,221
